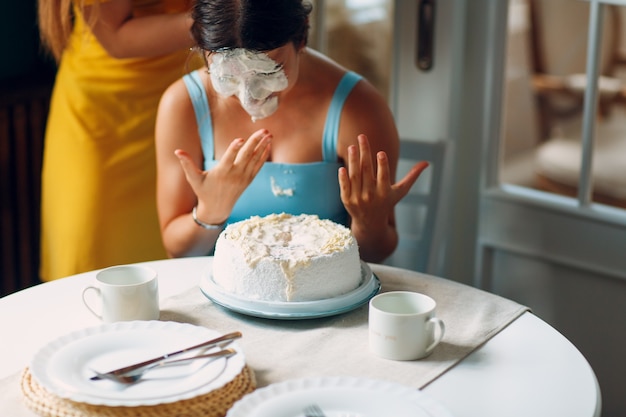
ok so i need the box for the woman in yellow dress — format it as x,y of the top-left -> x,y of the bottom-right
38,0 -> 200,281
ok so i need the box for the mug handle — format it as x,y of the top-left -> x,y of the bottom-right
425,317 -> 445,354
82,286 -> 103,320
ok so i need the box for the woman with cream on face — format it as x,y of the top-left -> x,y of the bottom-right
155,0 -> 429,263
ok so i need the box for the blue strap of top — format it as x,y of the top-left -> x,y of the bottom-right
322,71 -> 362,161
183,72 -> 214,160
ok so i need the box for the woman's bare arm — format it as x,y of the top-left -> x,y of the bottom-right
83,0 -> 194,59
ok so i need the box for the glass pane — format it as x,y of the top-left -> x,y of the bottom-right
309,0 -> 394,98
500,0 -> 626,209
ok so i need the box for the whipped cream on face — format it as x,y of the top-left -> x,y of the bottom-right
209,49 -> 288,121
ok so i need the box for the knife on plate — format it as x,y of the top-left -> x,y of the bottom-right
89,330 -> 242,381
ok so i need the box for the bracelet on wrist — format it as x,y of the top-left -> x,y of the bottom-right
192,205 -> 226,230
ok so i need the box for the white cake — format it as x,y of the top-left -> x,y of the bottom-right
212,213 -> 362,302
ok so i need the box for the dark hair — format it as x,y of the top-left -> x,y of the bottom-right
191,0 -> 312,53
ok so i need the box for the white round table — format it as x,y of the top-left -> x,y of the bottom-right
0,257 -> 601,417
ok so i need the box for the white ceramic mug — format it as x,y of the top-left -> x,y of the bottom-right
369,291 -> 445,360
82,265 -> 159,323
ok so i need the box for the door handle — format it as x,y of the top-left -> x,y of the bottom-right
417,0 -> 436,71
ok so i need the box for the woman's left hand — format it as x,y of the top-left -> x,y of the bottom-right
338,134 -> 429,234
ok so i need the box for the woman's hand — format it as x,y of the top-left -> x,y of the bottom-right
174,129 -> 272,224
338,134 -> 429,261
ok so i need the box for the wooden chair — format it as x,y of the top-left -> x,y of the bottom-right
527,0 -> 626,207
528,0 -> 626,141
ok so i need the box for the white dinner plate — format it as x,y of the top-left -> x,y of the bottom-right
226,376 -> 455,417
30,321 -> 245,406
200,261 -> 380,319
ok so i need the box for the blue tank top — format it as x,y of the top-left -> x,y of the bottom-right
182,70 -> 362,226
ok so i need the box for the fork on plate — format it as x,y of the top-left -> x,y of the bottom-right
90,348 -> 236,385
303,404 -> 327,417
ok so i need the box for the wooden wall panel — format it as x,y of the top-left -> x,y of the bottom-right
0,81 -> 52,296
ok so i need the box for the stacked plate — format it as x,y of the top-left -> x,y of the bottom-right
24,321 -> 254,416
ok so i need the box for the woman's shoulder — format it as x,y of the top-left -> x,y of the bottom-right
303,49 -> 384,98
301,48 -> 348,82
157,71 -> 205,135
321,61 -> 398,153
160,69 -> 204,109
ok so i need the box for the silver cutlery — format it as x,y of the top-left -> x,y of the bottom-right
90,330 -> 241,381
303,404 -> 327,417
91,348 -> 237,385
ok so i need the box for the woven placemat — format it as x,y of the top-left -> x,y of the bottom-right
20,365 -> 256,417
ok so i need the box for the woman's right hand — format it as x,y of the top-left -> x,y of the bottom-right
174,129 -> 272,224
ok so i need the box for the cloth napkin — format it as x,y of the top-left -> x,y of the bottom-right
2,263 -> 528,416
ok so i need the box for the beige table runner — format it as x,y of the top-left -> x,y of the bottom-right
159,264 -> 529,389
3,264 -> 529,416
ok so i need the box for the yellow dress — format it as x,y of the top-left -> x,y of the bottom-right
40,0 -> 200,281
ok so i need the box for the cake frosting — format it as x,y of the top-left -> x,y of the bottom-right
212,213 -> 362,302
